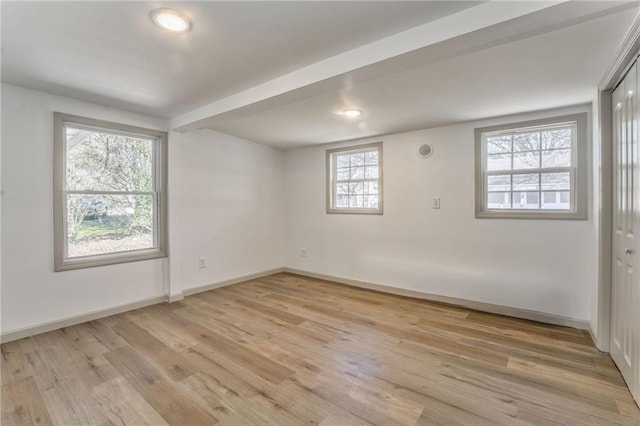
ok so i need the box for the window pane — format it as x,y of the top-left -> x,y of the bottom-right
336,154 -> 349,168
349,196 -> 364,208
513,173 -> 539,191
487,154 -> 511,171
478,118 -> 581,218
512,191 -> 539,209
541,172 -> 570,190
66,127 -> 154,192
487,192 -> 511,209
542,128 -> 572,150
67,194 -> 154,258
365,165 -> 378,179
542,191 -> 571,210
541,149 -> 571,168
487,175 -> 510,192
513,132 -> 540,152
487,135 -> 511,153
513,151 -> 539,169
365,151 -> 378,165
364,195 -> 379,209
349,183 -> 364,196
336,167 -> 350,180
350,153 -> 365,167
543,192 -> 555,204
329,144 -> 381,212
350,167 -> 364,179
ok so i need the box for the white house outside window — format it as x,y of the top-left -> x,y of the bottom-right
475,113 -> 588,219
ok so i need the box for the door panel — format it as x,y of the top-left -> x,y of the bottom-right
611,61 -> 640,406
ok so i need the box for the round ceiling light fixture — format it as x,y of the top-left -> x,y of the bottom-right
150,9 -> 191,33
341,109 -> 362,118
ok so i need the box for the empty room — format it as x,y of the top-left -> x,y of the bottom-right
2,1 -> 640,425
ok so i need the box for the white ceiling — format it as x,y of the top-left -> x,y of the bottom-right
201,4 -> 640,148
2,1 -> 639,149
1,1 -> 479,117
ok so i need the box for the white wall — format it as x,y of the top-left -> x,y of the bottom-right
1,84 -> 168,333
284,104 -> 597,321
0,83 -> 597,334
1,84 -> 285,335
177,129 -> 285,292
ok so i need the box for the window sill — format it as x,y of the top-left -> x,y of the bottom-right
54,248 -> 167,271
327,208 -> 383,215
476,210 -> 587,220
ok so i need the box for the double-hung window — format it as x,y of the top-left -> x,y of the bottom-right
475,113 -> 587,219
53,113 -> 168,271
326,142 -> 383,214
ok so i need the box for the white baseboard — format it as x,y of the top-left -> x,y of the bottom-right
0,267 -> 285,344
182,267 -> 285,297
167,292 -> 185,303
0,295 -> 165,344
588,325 -> 599,350
283,268 -> 590,331
0,266 -> 589,344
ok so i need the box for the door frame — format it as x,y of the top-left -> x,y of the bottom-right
595,15 -> 640,352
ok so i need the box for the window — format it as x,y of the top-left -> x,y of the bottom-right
53,113 -> 168,271
326,142 -> 383,214
475,113 -> 587,219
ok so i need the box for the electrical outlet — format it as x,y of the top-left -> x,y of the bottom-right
432,197 -> 441,209
198,257 -> 206,268
301,248 -> 307,258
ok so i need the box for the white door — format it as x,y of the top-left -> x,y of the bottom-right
611,60 -> 640,406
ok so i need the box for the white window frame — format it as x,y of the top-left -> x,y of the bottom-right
326,142 -> 383,214
475,113 -> 588,220
53,113 -> 168,271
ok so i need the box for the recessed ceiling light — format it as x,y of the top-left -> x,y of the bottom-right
150,9 -> 191,33
341,109 -> 362,118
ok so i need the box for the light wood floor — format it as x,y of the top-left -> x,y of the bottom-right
2,273 -> 639,425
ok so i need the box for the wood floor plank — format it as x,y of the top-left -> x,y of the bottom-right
103,346 -> 217,425
19,332 -> 112,425
2,272 -> 638,425
179,372 -> 292,425
57,326 -> 120,388
121,308 -> 202,352
1,340 -> 33,385
215,289 -> 307,324
113,321 -> 198,381
91,377 -> 170,426
264,291 -> 510,367
183,343 -> 268,398
1,376 -> 53,425
39,376 -> 111,425
417,317 -> 624,385
186,323 -> 294,384
83,320 -> 128,351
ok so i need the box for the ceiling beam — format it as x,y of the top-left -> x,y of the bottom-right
170,1 -> 566,131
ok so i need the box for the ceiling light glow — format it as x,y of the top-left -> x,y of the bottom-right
342,109 -> 362,117
151,9 -> 191,33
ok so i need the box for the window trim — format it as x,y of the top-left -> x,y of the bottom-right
326,142 -> 383,215
475,113 -> 588,220
53,112 -> 168,271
